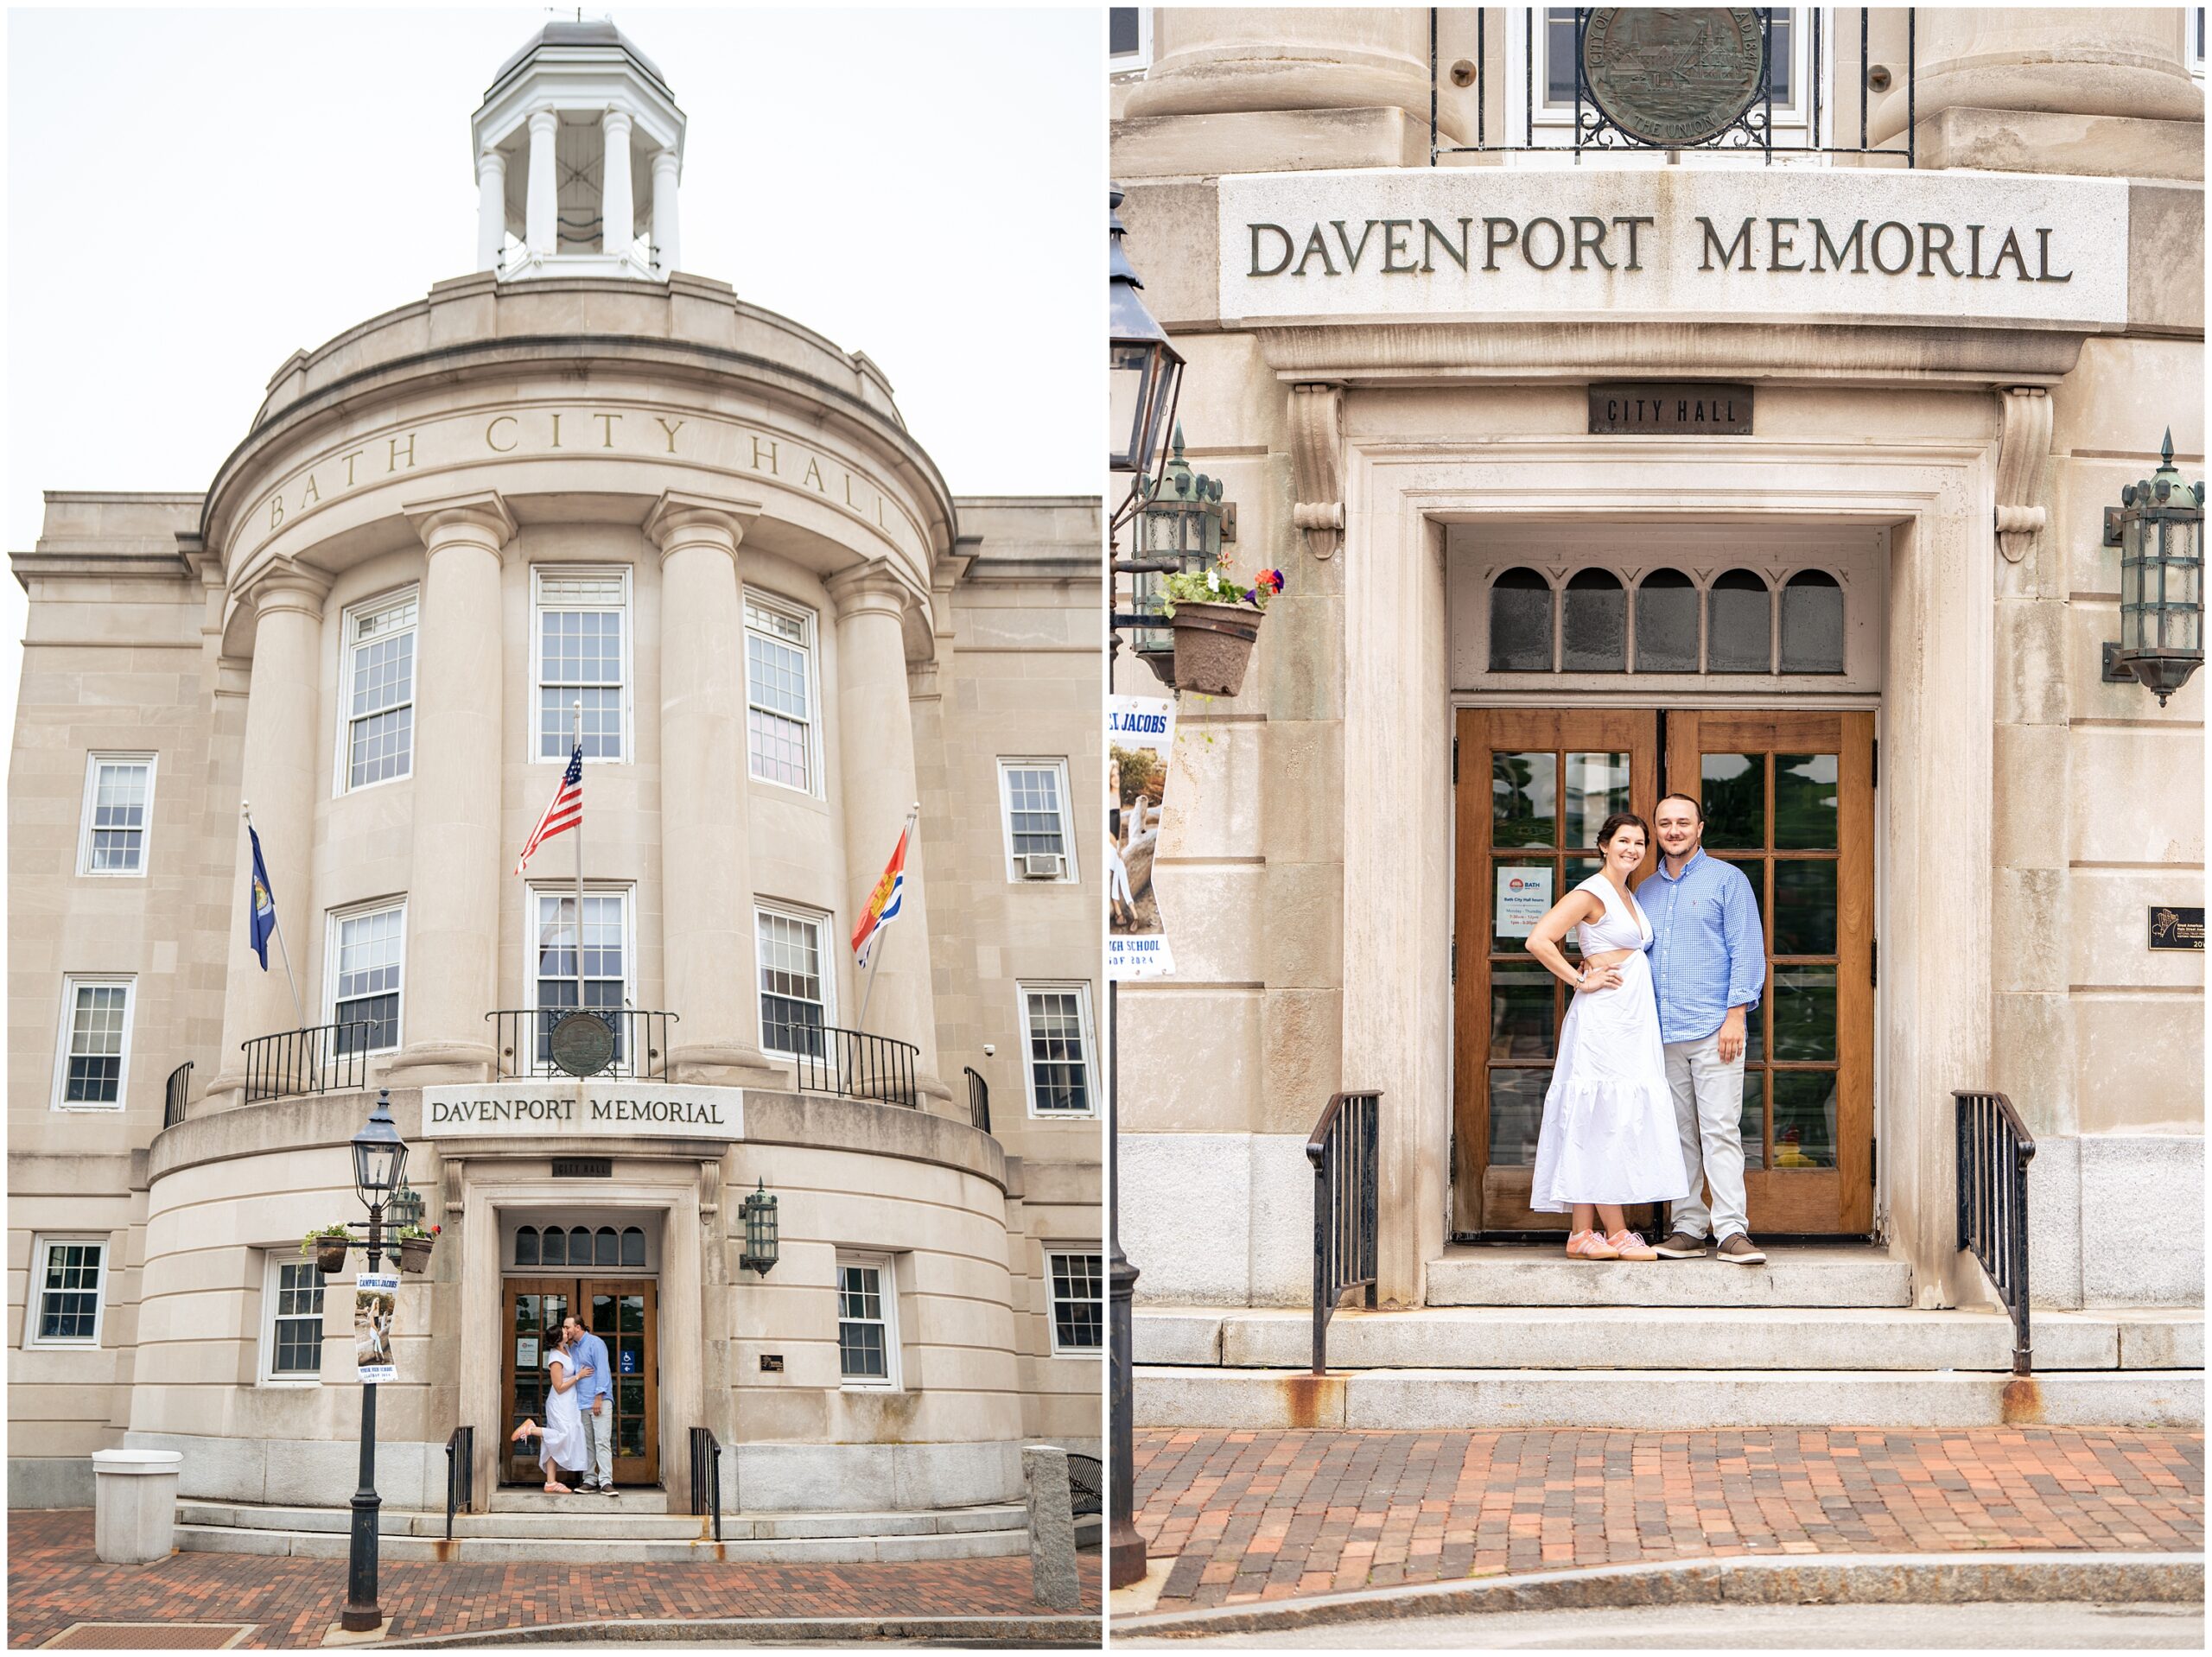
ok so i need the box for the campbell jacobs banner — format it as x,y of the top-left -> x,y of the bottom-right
354,1272 -> 397,1382
1108,695 -> 1175,981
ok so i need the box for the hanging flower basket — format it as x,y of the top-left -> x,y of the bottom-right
396,1224 -> 439,1276
1169,601 -> 1265,698
303,1228 -> 353,1276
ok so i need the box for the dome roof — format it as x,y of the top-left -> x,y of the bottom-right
486,18 -> 671,100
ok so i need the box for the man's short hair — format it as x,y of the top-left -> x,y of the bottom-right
1655,791 -> 1705,823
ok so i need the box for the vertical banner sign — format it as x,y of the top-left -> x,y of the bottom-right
354,1272 -> 397,1383
1108,695 -> 1175,981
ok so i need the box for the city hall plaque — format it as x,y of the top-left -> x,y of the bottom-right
1583,9 -> 1766,148
1590,384 -> 1752,435
2149,906 -> 2204,950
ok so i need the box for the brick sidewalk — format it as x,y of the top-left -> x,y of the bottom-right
4,1510 -> 1099,1647
1132,1427 -> 2203,1612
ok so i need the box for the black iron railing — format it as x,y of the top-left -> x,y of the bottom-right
485,1008 -> 677,1081
163,1061 -> 194,1129
444,1425 -> 474,1541
242,1025 -> 375,1104
964,1065 -> 992,1134
1067,1451 -> 1103,1519
1956,1089 -> 2036,1376
790,1026 -> 919,1110
1307,1089 -> 1380,1376
688,1426 -> 723,1541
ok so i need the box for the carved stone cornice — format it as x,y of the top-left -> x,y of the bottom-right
1287,383 -> 1346,560
1994,387 -> 2053,564
826,556 -> 917,621
238,561 -> 333,620
402,488 -> 517,556
642,489 -> 764,562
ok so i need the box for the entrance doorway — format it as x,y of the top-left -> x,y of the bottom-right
501,1277 -> 659,1485
1452,708 -> 1873,1237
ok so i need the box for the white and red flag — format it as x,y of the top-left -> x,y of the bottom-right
516,744 -> 582,874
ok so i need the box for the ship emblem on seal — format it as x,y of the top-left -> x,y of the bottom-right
1581,8 -> 1768,148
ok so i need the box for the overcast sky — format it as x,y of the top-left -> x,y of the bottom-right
3,3 -> 1104,752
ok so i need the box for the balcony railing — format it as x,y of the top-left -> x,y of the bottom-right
162,1061 -> 194,1129
242,1024 -> 375,1104
789,1025 -> 920,1110
485,1008 -> 677,1081
963,1065 -> 992,1135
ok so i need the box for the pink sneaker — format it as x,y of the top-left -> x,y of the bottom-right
1607,1228 -> 1658,1260
1566,1228 -> 1621,1260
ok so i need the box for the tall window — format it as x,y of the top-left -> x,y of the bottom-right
535,570 -> 628,761
27,1238 -> 106,1348
533,889 -> 630,1011
342,592 -> 416,790
1018,983 -> 1097,1117
77,754 -> 155,875
999,759 -> 1077,881
836,1255 -> 899,1387
1046,1250 -> 1104,1355
264,1256 -> 327,1381
1109,6 -> 1151,73
54,976 -> 133,1110
745,594 -> 817,792
756,904 -> 830,1057
329,903 -> 404,1055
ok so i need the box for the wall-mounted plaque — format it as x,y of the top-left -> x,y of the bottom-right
2149,907 -> 2204,950
760,1354 -> 785,1374
1591,384 -> 1753,435
1583,9 -> 1766,148
552,1158 -> 613,1178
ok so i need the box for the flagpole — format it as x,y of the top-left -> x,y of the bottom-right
573,699 -> 585,1021
242,798 -> 306,1032
854,803 -> 918,1036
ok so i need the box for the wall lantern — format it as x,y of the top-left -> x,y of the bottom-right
739,1179 -> 779,1276
1128,429 -> 1233,682
351,1089 -> 409,1209
1109,184 -> 1184,532
2103,429 -> 2205,706
387,1184 -> 424,1231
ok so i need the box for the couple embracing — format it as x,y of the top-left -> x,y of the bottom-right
1525,793 -> 1767,1265
509,1313 -> 618,1495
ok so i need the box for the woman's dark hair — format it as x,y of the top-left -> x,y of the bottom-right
1595,811 -> 1649,850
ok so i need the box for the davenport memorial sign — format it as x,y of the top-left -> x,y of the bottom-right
421,1082 -> 744,1141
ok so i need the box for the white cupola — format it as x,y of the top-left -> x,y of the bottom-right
471,16 -> 686,282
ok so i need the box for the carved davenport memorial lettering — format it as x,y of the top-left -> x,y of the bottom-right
421,1082 -> 745,1140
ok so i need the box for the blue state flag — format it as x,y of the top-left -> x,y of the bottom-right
248,825 -> 276,970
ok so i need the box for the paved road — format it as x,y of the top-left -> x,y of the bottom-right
1116,1601 -> 2205,1647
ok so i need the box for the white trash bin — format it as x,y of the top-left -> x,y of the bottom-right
91,1449 -> 183,1564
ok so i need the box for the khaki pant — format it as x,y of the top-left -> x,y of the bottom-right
1664,1030 -> 1750,1242
587,1398 -> 615,1487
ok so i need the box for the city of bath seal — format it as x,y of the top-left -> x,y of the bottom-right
1582,8 -> 1767,148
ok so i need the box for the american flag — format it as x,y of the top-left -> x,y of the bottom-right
516,744 -> 582,874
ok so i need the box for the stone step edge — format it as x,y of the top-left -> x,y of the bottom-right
175,1499 -> 1026,1533
172,1522 -> 1033,1559
381,1615 -> 1102,1649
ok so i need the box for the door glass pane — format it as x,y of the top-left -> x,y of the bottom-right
1487,1069 -> 1549,1166
1740,1071 -> 1767,1171
1772,1071 -> 1838,1167
1634,569 -> 1699,671
1774,861 -> 1838,955
1741,974 -> 1764,1063
1780,571 -> 1845,673
620,1295 -> 645,1335
1708,570 -> 1771,672
1565,752 -> 1630,847
543,1228 -> 566,1266
1700,754 -> 1764,848
1490,966 -> 1557,1060
1492,752 -> 1555,848
619,1378 -> 645,1418
594,1228 -> 618,1266
1561,571 -> 1626,672
1774,754 -> 1839,848
620,1227 -> 645,1267
618,1416 -> 645,1457
515,1227 -> 538,1266
1489,568 -> 1553,671
1491,859 -> 1557,951
1773,967 -> 1837,1061
1563,857 -> 1606,951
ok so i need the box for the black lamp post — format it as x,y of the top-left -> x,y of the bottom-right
2103,429 -> 2205,707
341,1089 -> 407,1635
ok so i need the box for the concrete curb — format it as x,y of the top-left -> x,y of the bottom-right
1111,1552 -> 2205,1640
376,1613 -> 1102,1647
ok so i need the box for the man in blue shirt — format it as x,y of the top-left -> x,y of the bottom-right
562,1313 -> 617,1493
1639,792 -> 1768,1264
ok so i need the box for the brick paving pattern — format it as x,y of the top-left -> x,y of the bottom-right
1133,1427 -> 2203,1610
5,1510 -> 1100,1648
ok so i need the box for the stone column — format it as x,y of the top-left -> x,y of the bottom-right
827,562 -> 948,1106
651,149 -> 681,276
524,108 -> 558,255
643,492 -> 783,1087
385,492 -> 514,1088
210,569 -> 327,1107
475,148 -> 506,272
601,108 -> 634,257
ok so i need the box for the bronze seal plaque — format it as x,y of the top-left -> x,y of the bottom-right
1582,8 -> 1766,148
549,1010 -> 616,1077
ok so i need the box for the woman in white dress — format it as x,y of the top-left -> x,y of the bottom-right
1523,812 -> 1688,1260
507,1326 -> 594,1492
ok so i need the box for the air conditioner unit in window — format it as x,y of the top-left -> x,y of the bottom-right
1020,853 -> 1065,880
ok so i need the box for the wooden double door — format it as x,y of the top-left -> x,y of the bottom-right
502,1278 -> 659,1486
1452,708 -> 1874,1237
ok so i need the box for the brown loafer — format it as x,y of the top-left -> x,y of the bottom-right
1716,1233 -> 1766,1265
1653,1231 -> 1708,1259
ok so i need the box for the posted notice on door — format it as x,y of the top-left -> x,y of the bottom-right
1496,867 -> 1553,937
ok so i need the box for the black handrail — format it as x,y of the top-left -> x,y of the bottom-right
1066,1451 -> 1103,1518
1307,1089 -> 1380,1376
241,1024 -> 375,1104
1956,1089 -> 2036,1375
163,1061 -> 194,1129
445,1425 -> 474,1541
485,1008 -> 677,1081
790,1026 -> 919,1109
963,1065 -> 992,1134
688,1426 -> 722,1541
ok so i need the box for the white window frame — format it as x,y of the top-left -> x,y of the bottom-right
742,588 -> 823,797
75,752 -> 157,877
1015,981 -> 1101,1120
1045,1248 -> 1105,1357
51,975 -> 136,1113
996,758 -> 1079,884
530,566 -> 633,766
324,898 -> 408,1057
754,899 -> 836,1058
2193,9 -> 2207,80
25,1235 -> 109,1349
259,1251 -> 327,1385
334,587 -> 418,796
835,1252 -> 901,1389
524,883 -> 639,1013
1109,6 -> 1152,75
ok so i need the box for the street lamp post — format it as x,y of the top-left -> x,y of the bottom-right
341,1089 -> 408,1635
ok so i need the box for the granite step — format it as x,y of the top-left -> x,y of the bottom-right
177,1497 -> 1035,1543
173,1521 -> 1034,1565
1423,1243 -> 1913,1308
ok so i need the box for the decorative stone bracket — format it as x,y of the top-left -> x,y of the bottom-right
1287,383 -> 1346,560
1994,386 -> 2052,563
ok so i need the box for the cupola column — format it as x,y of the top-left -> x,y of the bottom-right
524,108 -> 559,254
385,493 -> 515,1088
601,108 -> 634,257
651,149 -> 680,275
643,492 -> 783,1087
828,562 -> 949,1108
475,149 -> 507,272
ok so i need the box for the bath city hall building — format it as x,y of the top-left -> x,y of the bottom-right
9,21 -> 1103,1557
1113,7 -> 2202,1430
